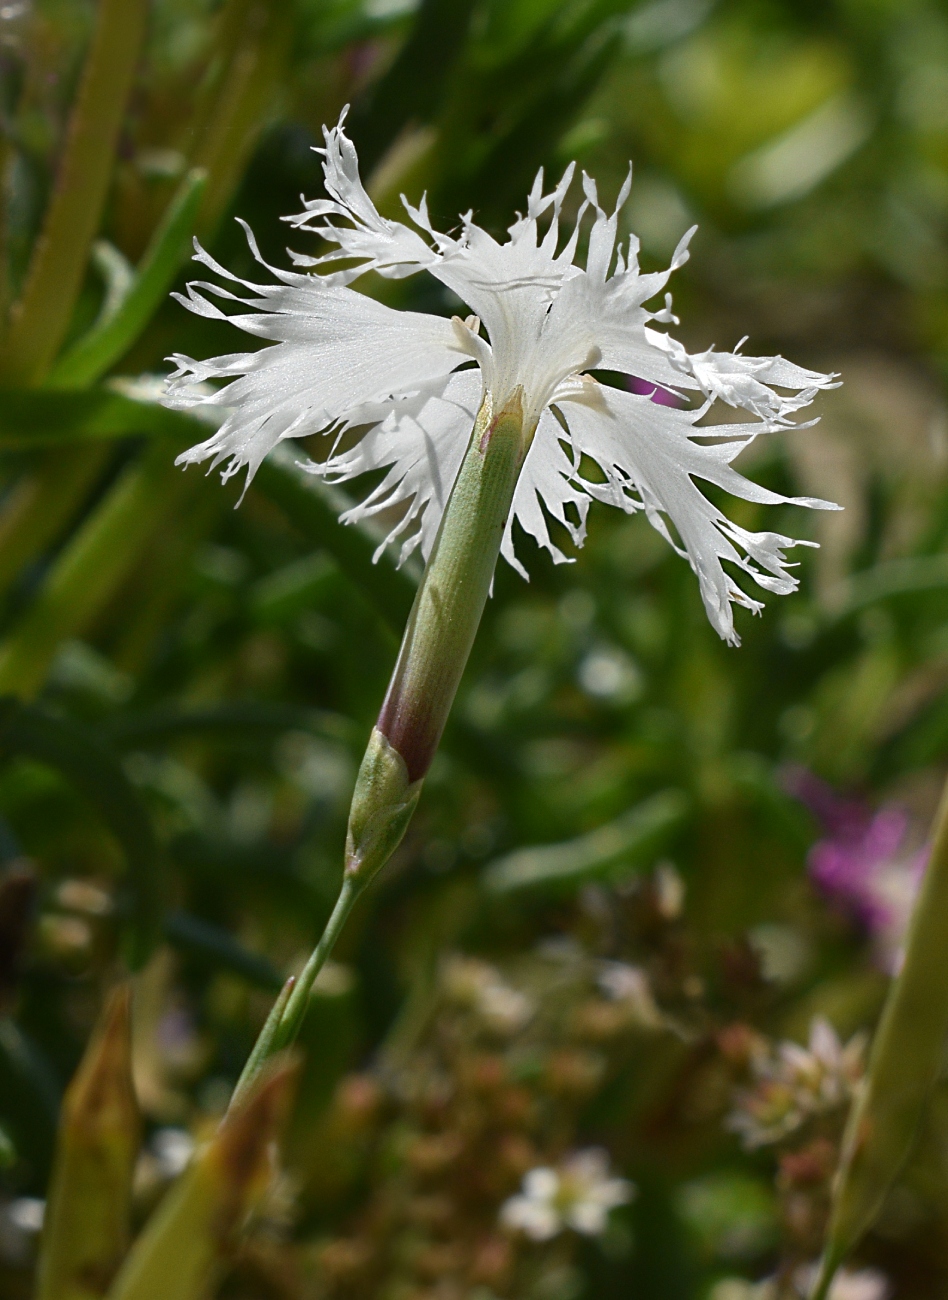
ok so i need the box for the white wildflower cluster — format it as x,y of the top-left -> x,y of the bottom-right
440,954 -> 534,1036
500,1147 -> 634,1241
727,1017 -> 865,1150
712,1264 -> 889,1300
165,109 -> 839,645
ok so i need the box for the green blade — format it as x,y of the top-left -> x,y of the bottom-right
47,170 -> 208,390
106,1058 -> 297,1300
36,987 -> 139,1300
482,789 -> 689,895
0,389 -> 200,447
812,777 -> 948,1298
253,451 -> 418,636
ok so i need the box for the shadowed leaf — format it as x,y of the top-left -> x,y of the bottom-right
0,700 -> 162,968
106,1055 -> 298,1300
37,986 -> 139,1300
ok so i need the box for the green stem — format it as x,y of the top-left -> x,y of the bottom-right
809,1248 -> 844,1300
229,876 -> 363,1107
0,0 -> 149,384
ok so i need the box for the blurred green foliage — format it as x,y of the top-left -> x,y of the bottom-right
3,0 -> 948,1297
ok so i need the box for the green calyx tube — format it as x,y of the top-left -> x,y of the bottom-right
345,387 -> 526,886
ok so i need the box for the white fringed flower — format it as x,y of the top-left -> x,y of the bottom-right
500,1148 -> 634,1240
165,109 -> 839,644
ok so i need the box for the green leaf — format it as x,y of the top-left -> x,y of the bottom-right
102,700 -> 357,749
0,699 -> 162,968
47,169 -> 208,390
836,553 -> 948,615
0,389 -> 200,448
482,789 -> 689,895
163,911 -> 284,991
106,1058 -> 297,1300
0,439 -> 197,699
36,988 -> 139,1300
253,450 -> 418,637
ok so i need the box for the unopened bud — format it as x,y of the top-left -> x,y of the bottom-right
345,728 -> 423,883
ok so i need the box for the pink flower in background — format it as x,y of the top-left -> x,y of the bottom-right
625,374 -> 682,406
784,768 -> 928,974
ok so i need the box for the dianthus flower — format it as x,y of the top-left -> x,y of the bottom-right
171,112 -> 840,1094
166,109 -> 838,648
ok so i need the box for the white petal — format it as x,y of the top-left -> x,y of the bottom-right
427,171 -> 596,418
500,1195 -> 561,1240
304,369 -> 482,567
523,1167 -> 560,1200
647,333 -> 840,419
165,250 -> 465,483
555,381 -> 836,645
284,111 -> 438,280
501,408 -> 590,578
566,1201 -> 610,1235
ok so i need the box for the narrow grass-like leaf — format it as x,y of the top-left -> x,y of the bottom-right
254,451 -> 418,636
812,778 -> 948,1299
37,986 -> 139,1300
47,170 -> 208,389
0,700 -> 161,967
0,438 -> 197,699
0,0 -> 149,384
102,700 -> 355,749
0,447 -> 113,605
187,0 -> 293,237
835,554 -> 948,614
482,789 -> 688,895
0,390 -> 200,448
164,911 -> 284,991
106,1055 -> 298,1300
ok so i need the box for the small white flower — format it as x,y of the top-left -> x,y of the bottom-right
727,1016 -> 865,1149
149,1126 -> 195,1178
794,1264 -> 890,1300
440,955 -> 534,1034
711,1268 -> 889,1300
500,1147 -> 634,1240
597,960 -> 662,1028
166,110 -> 839,644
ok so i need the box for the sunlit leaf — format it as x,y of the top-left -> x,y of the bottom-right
482,789 -> 688,894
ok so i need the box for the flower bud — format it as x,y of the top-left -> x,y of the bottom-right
344,728 -> 423,884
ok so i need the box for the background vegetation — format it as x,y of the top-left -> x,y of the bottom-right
3,1 -> 948,1297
